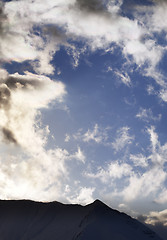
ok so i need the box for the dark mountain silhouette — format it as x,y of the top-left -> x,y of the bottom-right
0,199 -> 162,240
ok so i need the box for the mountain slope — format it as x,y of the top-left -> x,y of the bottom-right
0,199 -> 162,240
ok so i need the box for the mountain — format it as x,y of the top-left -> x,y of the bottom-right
0,199 -> 162,240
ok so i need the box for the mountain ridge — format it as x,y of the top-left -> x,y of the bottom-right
0,199 -> 163,240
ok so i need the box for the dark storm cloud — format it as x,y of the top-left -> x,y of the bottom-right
2,127 -> 17,144
75,0 -> 107,14
42,25 -> 66,42
6,76 -> 43,90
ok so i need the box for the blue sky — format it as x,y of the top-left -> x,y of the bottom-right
1,0 -> 167,236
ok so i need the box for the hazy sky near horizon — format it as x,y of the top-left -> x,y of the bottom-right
1,0 -> 167,232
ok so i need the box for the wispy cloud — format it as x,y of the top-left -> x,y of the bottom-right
121,126 -> 167,202
130,154 -> 149,168
85,126 -> 167,203
74,124 -> 109,144
114,70 -> 132,87
136,108 -> 162,123
64,134 -> 70,142
112,127 -> 134,152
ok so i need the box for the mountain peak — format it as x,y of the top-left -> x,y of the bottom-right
93,199 -> 104,205
89,199 -> 112,211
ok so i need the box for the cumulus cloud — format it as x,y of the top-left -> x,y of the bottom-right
67,187 -> 95,205
145,209 -> 167,226
122,167 -> 166,202
0,0 -> 70,74
1,0 -> 166,94
141,0 -> 167,33
1,0 -> 167,83
0,1 -> 38,63
138,209 -> 167,240
0,0 -> 142,72
85,161 -> 132,183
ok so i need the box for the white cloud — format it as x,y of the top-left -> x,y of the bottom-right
0,143 -> 87,201
85,126 -> 167,203
145,209 -> 167,226
123,38 -> 161,68
118,203 -> 128,212
122,167 -> 166,202
85,161 -> 132,183
147,84 -> 156,95
159,88 -> 167,102
1,0 -> 167,95
72,147 -> 86,163
112,127 -> 134,152
121,126 -> 167,202
0,147 -> 69,201
74,124 -> 109,144
136,108 -> 161,123
114,70 -> 132,87
155,188 -> 167,204
65,134 -> 70,142
1,0 -> 72,74
146,126 -> 167,166
67,187 -> 95,205
130,154 -> 149,168
0,0 -> 142,73
147,126 -> 159,153
138,1 -> 167,33
1,0 -> 167,86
